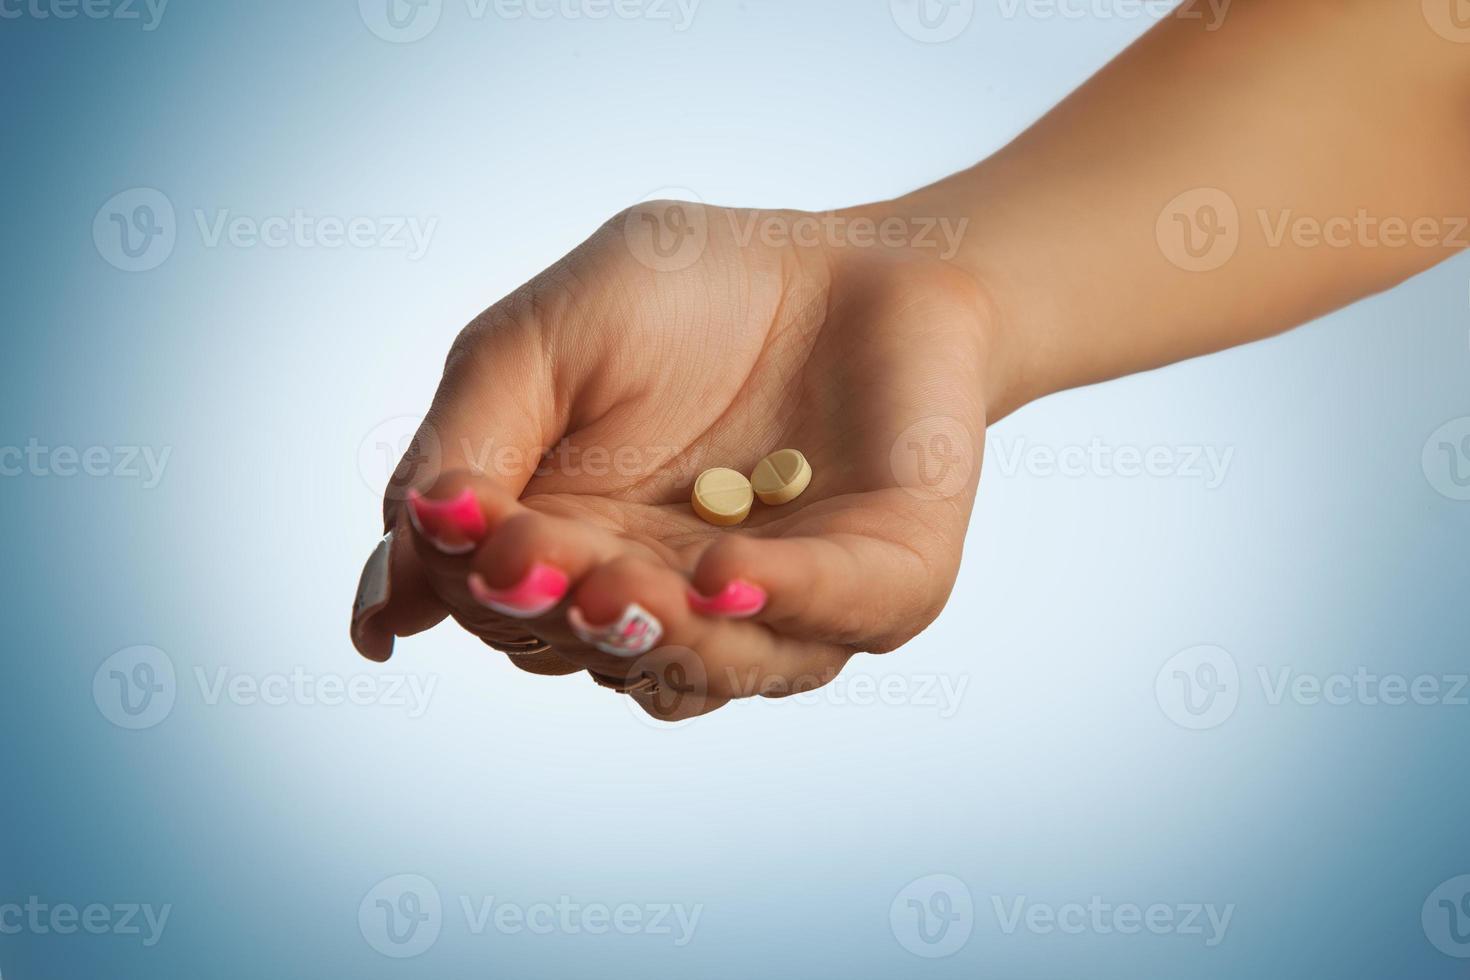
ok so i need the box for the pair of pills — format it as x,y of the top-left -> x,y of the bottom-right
692,449 -> 812,527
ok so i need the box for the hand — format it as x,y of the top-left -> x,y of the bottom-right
349,201 -> 996,720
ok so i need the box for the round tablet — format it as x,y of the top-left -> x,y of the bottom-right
750,449 -> 811,506
692,467 -> 753,526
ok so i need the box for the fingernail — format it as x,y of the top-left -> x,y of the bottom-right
687,579 -> 767,619
350,531 -> 395,661
567,603 -> 663,657
406,488 -> 487,555
467,563 -> 569,618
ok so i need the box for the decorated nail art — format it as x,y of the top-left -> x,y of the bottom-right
567,603 -> 663,657
406,488 -> 487,554
687,580 -> 767,619
350,531 -> 394,660
467,563 -> 569,618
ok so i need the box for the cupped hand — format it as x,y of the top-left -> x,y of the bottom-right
350,201 -> 995,720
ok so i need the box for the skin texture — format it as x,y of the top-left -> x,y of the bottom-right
352,0 -> 1470,720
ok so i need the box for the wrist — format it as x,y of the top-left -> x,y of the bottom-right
834,189 -> 1037,425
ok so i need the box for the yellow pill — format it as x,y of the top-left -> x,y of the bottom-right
750,448 -> 811,506
692,467 -> 753,526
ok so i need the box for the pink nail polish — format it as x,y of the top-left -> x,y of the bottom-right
407,488 -> 487,555
467,563 -> 569,618
567,604 -> 663,657
687,580 -> 767,619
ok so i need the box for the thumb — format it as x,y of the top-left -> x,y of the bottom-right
351,307 -> 563,662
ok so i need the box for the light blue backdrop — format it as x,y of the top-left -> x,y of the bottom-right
3,1 -> 1468,977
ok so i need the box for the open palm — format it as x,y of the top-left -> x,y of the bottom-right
351,202 -> 992,719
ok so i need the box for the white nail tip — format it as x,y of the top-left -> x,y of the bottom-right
568,603 -> 663,657
353,531 -> 393,622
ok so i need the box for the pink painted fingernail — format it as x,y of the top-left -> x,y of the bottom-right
467,563 -> 569,618
567,604 -> 663,657
687,580 -> 767,619
407,488 -> 487,555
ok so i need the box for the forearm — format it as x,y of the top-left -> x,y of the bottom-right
889,0 -> 1470,420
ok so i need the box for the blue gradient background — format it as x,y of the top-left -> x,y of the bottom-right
3,1 -> 1468,977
